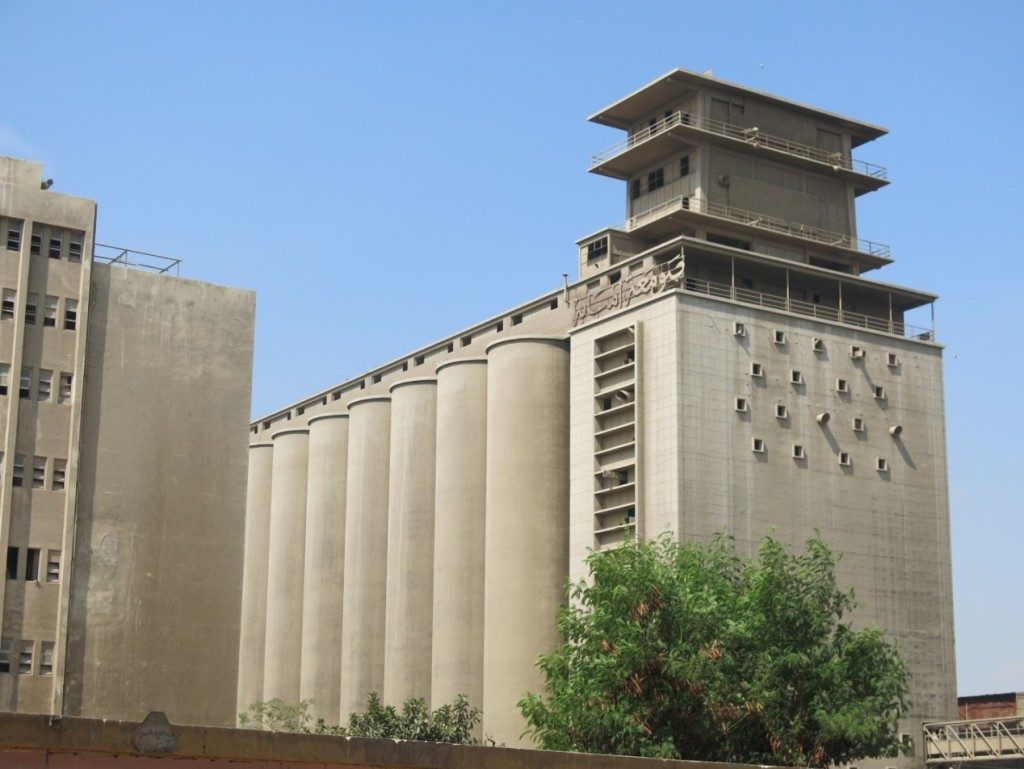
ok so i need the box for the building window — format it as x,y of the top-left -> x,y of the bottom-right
1,289 -> 15,320
37,370 -> 52,402
46,550 -> 60,582
19,367 -> 31,399
63,298 -> 78,331
11,455 -> 24,487
30,230 -> 41,255
751,437 -> 765,453
6,223 -> 21,252
812,337 -> 825,352
460,334 -> 472,348
511,313 -> 523,326
680,154 -> 690,177
587,238 -> 608,260
40,642 -> 54,675
647,168 -> 664,192
58,372 -> 73,404
876,457 -> 889,472
874,385 -> 886,400
734,397 -> 748,412
19,641 -> 32,674
25,548 -> 40,580
5,547 -> 17,579
852,416 -> 865,432
887,352 -> 900,367
648,117 -> 658,134
0,639 -> 11,673
775,403 -> 788,419
750,362 -> 763,377
49,233 -> 62,259
25,292 -> 37,325
68,237 -> 83,263
0,364 -> 8,396
43,295 -> 58,327
774,330 -> 786,345
850,345 -> 865,359
733,321 -> 745,337
549,298 -> 558,310
839,452 -> 852,467
32,457 -> 45,489
836,378 -> 849,393
792,444 -> 806,460
630,178 -> 641,200
790,370 -> 803,384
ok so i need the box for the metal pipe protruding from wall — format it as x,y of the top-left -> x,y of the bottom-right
383,379 -> 438,707
431,359 -> 487,716
300,414 -> 349,724
236,442 -> 274,722
339,396 -> 392,722
481,336 -> 570,747
262,429 -> 310,705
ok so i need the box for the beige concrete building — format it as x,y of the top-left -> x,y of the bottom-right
240,69 -> 955,762
0,156 -> 255,726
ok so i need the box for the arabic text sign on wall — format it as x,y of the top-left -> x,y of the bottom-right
572,253 -> 684,326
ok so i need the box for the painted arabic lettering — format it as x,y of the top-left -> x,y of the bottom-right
572,252 -> 684,326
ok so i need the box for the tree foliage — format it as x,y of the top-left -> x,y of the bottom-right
518,533 -> 910,767
239,693 -> 480,744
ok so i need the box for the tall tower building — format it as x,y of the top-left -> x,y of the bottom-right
0,156 -> 255,726
241,70 -> 954,763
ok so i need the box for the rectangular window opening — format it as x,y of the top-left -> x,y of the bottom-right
0,363 -> 9,396
5,547 -> 17,579
46,550 -> 60,582
18,641 -> 32,674
887,352 -> 900,367
37,370 -> 52,402
792,444 -> 805,459
680,154 -> 690,177
25,548 -> 40,580
839,452 -> 852,467
852,417 -> 865,432
1,289 -> 16,320
5,224 -> 21,252
733,321 -> 745,337
630,178 -> 641,200
790,370 -> 803,384
12,455 -> 24,487
751,437 -> 765,453
774,330 -> 786,345
750,362 -> 763,378
646,168 -> 664,192
876,457 -> 889,472
43,296 -> 58,327
25,293 -> 37,325
30,231 -> 41,256
836,378 -> 849,393
775,404 -> 788,419
68,238 -> 83,263
19,367 -> 31,399
511,313 -> 523,326
31,457 -> 45,489
0,639 -> 11,673
812,337 -> 825,352
587,238 -> 608,260
63,299 -> 78,331
49,234 -> 62,259
40,642 -> 54,675
460,334 -> 472,348
58,372 -> 73,404
874,386 -> 886,400
734,397 -> 748,412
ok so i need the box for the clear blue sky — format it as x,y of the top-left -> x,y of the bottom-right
3,1 -> 1020,698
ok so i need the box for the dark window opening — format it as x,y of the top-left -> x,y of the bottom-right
414,355 -> 425,366
680,154 -> 690,177
24,549 -> 39,581
446,342 -> 454,353
587,238 -> 608,260
601,397 -> 612,411
647,168 -> 664,192
6,228 -> 20,252
648,117 -> 657,134
5,548 -> 17,579
630,178 -> 641,200
706,232 -> 751,250
549,298 -> 558,310
511,313 -> 523,326
496,321 -> 503,333
608,271 -> 621,285
68,240 -> 82,263
48,236 -> 62,259
371,373 -> 382,384
30,234 -> 41,255
460,335 -> 472,348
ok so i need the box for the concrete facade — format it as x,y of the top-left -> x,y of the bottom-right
0,156 -> 256,727
240,69 -> 955,761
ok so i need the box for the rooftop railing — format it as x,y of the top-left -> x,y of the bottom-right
591,111 -> 888,180
625,193 -> 891,260
924,716 -> 1024,765
94,243 -> 181,275
682,275 -> 933,341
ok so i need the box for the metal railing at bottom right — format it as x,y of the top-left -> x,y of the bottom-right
924,715 -> 1024,764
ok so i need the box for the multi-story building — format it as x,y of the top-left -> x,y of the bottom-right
240,69 -> 955,762
0,156 -> 255,726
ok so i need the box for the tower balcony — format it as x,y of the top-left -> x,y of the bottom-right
623,193 -> 891,270
590,111 -> 888,194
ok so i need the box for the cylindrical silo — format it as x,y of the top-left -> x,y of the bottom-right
263,428 -> 310,704
339,396 -> 391,721
300,413 -> 349,723
431,359 -> 487,712
383,378 -> 437,706
482,336 -> 570,747
236,442 -> 274,721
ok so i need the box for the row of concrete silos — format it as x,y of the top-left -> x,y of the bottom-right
236,336 -> 570,745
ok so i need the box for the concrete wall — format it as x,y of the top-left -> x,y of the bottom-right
431,359 -> 486,712
262,429 -> 309,704
64,264 -> 255,726
236,442 -> 273,718
482,337 -> 569,747
383,380 -> 436,706
300,415 -> 348,723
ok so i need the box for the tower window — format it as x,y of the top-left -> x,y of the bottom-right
25,548 -> 40,580
32,457 -> 45,489
0,364 -> 8,395
63,299 -> 78,331
37,370 -> 52,402
790,370 -> 803,384
68,238 -> 83,263
812,337 -> 825,352
792,444 -> 806,460
733,321 -> 745,337
12,456 -> 24,487
19,641 -> 32,674
876,457 -> 889,472
549,298 -> 558,310
5,547 -> 17,579
49,233 -> 63,259
1,289 -> 15,320
750,362 -> 763,378
40,642 -> 54,675
774,330 -> 786,345
852,416 -> 865,432
5,224 -> 20,252
751,437 -> 765,453
839,452 -> 852,467
836,378 -> 849,393
52,459 -> 66,491
46,550 -> 60,582
511,313 -> 523,326
58,372 -> 73,404
680,154 -> 690,177
647,168 -> 664,192
775,403 -> 788,419
43,295 -> 58,327
0,639 -> 11,672
587,238 -> 608,260
630,178 -> 641,200
734,397 -> 748,412
30,231 -> 41,255
460,334 -> 472,348
874,385 -> 886,400
648,117 -> 658,134
25,292 -> 37,325
887,352 -> 900,367
19,367 -> 31,399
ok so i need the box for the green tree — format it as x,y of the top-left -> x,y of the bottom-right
519,533 -> 910,767
239,693 -> 480,745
